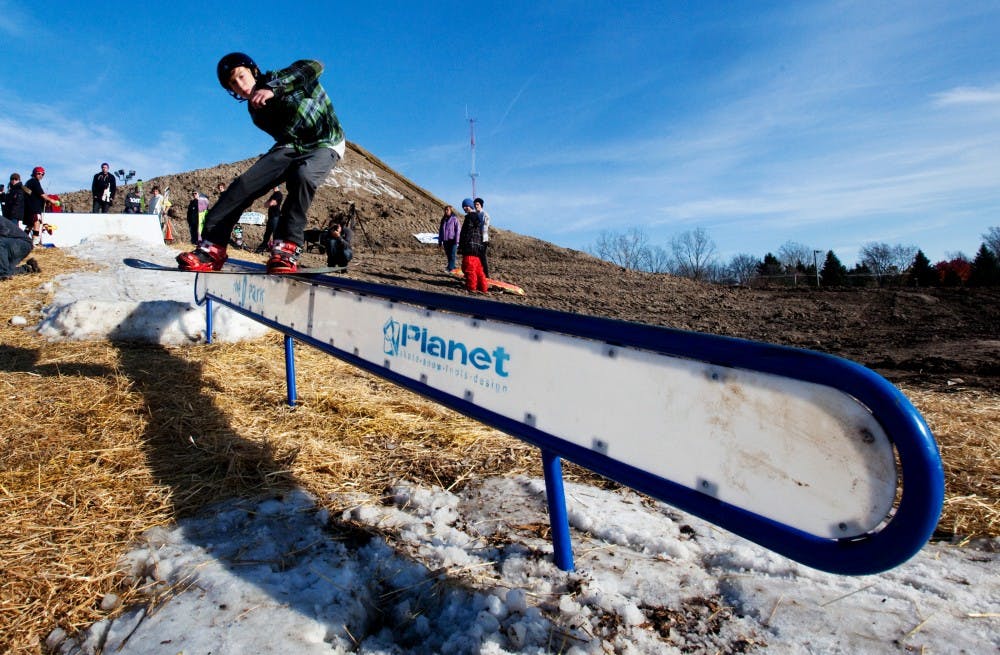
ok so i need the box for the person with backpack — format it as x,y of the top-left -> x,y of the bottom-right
176,53 -> 345,274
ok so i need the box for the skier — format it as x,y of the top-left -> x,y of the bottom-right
176,53 -> 345,273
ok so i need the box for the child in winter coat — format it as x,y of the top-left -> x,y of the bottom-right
457,198 -> 489,293
177,53 -> 345,274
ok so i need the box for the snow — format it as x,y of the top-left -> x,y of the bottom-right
37,235 -> 268,345
38,236 -> 1000,654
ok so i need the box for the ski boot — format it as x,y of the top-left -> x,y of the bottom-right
267,241 -> 302,275
177,241 -> 228,271
267,240 -> 302,274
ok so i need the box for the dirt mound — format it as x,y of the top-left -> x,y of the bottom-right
55,142 -> 1000,391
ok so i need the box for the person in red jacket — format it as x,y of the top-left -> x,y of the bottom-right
457,198 -> 489,293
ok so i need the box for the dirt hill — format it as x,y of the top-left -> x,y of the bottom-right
56,142 -> 1000,391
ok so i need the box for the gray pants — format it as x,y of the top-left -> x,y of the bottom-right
0,236 -> 32,277
202,145 -> 340,248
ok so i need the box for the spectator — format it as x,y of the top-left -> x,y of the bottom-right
197,193 -> 209,239
123,186 -> 142,214
438,205 -> 460,272
186,191 -> 202,244
2,174 -> 26,229
474,197 -> 492,279
0,210 -> 40,279
148,186 -> 163,216
91,162 -> 117,213
257,186 -> 283,252
24,167 -> 59,245
321,220 -> 353,269
458,198 -> 488,293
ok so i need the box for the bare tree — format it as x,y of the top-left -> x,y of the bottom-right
591,227 -> 651,270
670,227 -> 718,281
983,226 -> 1000,257
776,241 -> 813,271
646,245 -> 672,273
889,244 -> 917,274
859,242 -> 894,283
726,253 -> 760,286
859,242 -> 916,285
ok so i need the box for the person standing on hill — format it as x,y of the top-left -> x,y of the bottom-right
186,190 -> 202,244
458,198 -> 488,293
91,162 -> 117,213
474,197 -> 492,279
257,185 -> 283,252
177,53 -> 345,274
438,204 -> 460,272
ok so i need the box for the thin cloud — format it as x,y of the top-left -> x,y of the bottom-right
933,85 -> 1000,106
0,98 -> 188,192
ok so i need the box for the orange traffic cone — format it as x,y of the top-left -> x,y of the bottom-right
163,218 -> 175,243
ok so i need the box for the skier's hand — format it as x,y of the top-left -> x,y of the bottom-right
249,88 -> 274,109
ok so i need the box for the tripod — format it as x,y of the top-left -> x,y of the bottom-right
343,202 -> 377,253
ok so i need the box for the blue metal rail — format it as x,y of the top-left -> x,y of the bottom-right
199,260 -> 944,575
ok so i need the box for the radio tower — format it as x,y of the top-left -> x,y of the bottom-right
468,116 -> 479,198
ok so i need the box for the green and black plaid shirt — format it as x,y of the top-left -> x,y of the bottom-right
251,60 -> 345,154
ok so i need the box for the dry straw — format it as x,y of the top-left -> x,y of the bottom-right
0,248 -> 996,654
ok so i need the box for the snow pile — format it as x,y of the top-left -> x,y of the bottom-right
36,235 -> 267,344
51,479 -> 999,654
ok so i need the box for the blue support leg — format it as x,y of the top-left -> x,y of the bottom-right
542,449 -> 575,572
284,335 -> 297,407
205,298 -> 214,344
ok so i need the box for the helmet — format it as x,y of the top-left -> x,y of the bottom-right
216,52 -> 259,99
33,166 -> 45,176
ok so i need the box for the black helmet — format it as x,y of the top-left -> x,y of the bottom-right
216,52 -> 259,99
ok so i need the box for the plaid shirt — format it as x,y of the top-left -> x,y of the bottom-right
251,60 -> 345,153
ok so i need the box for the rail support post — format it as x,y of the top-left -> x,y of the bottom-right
205,298 -> 214,344
542,450 -> 575,572
284,335 -> 297,407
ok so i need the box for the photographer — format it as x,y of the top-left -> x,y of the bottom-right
321,220 -> 353,269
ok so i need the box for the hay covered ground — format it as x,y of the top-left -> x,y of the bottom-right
1,245 -> 997,654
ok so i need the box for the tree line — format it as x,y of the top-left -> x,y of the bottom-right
590,226 -> 1000,287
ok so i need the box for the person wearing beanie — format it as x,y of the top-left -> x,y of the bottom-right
458,198 -> 489,293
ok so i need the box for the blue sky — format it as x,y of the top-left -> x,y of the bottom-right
2,1 -> 998,266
